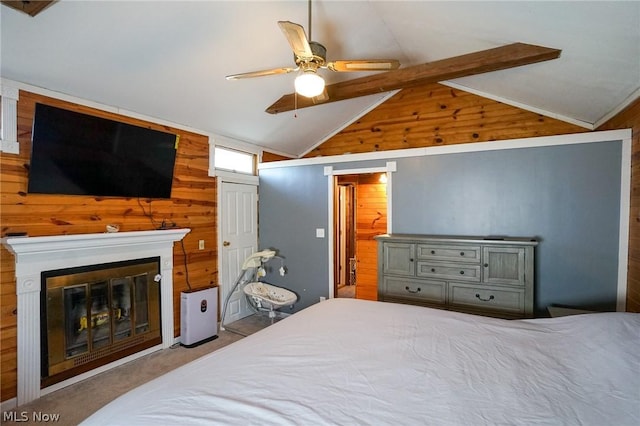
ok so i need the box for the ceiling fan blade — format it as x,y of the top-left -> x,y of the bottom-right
326,60 -> 400,72
266,43 -> 561,114
278,21 -> 313,60
226,67 -> 298,80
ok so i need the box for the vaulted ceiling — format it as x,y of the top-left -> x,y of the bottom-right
1,1 -> 638,157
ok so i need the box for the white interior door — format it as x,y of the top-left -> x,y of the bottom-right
220,182 -> 258,324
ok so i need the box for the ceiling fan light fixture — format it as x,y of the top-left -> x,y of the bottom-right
295,70 -> 325,98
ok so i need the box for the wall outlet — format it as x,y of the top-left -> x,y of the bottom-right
198,240 -> 205,250
319,296 -> 326,302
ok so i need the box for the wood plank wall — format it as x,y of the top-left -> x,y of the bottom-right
355,174 -> 387,301
597,97 -> 640,312
304,83 -> 587,157
0,91 -> 217,401
305,82 -> 640,313
261,151 -> 292,162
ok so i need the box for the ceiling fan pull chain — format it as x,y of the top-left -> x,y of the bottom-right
294,91 -> 298,118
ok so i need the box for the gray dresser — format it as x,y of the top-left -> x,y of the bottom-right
375,234 -> 537,319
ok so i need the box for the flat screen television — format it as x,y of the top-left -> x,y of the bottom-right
28,103 -> 178,198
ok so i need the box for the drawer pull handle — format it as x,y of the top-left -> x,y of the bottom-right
410,258 -> 414,262
405,286 -> 421,294
459,270 -> 465,275
475,293 -> 494,302
431,250 -> 435,254
460,252 -> 465,256
431,268 -> 436,272
484,263 -> 489,267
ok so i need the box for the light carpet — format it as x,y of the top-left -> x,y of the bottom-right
2,319 -> 271,425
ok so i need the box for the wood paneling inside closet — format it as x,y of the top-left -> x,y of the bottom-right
0,91 -> 217,401
355,174 -> 387,301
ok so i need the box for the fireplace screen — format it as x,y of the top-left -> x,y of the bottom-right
41,258 -> 161,386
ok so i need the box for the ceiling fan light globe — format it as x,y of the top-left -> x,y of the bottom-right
295,71 -> 325,98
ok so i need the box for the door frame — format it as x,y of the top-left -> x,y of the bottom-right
324,161 -> 396,299
216,174 -> 259,323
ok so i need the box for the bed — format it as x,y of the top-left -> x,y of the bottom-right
81,298 -> 639,425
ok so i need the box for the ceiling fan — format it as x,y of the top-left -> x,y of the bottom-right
226,1 -> 561,114
225,0 -> 400,99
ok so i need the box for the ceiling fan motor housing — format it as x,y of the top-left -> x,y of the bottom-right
295,41 -> 327,67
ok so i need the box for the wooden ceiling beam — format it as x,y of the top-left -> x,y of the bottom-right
266,42 -> 561,114
1,0 -> 56,17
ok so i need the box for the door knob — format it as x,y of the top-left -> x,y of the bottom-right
223,241 -> 230,247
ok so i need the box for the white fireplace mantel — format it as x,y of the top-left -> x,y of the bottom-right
2,228 -> 190,406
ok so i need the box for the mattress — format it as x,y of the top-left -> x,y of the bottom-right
81,298 -> 640,425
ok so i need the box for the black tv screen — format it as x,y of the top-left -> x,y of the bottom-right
28,103 -> 178,198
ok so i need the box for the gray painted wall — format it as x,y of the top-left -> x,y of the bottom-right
257,164 -> 329,312
258,140 -> 623,314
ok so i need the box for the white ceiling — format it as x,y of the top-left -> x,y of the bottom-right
1,1 -> 638,158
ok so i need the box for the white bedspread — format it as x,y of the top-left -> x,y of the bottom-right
82,298 -> 640,425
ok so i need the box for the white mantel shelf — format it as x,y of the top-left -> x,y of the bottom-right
3,228 -> 190,256
1,228 -> 190,406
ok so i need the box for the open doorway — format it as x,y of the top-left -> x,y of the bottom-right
335,176 -> 357,298
334,173 -> 388,300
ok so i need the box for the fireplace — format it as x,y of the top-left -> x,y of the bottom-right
1,228 -> 190,406
41,258 -> 162,387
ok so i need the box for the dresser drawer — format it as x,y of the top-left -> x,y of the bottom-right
449,283 -> 524,313
417,261 -> 480,282
381,277 -> 446,304
417,244 -> 480,263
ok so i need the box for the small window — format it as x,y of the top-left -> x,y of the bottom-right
214,146 -> 255,175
